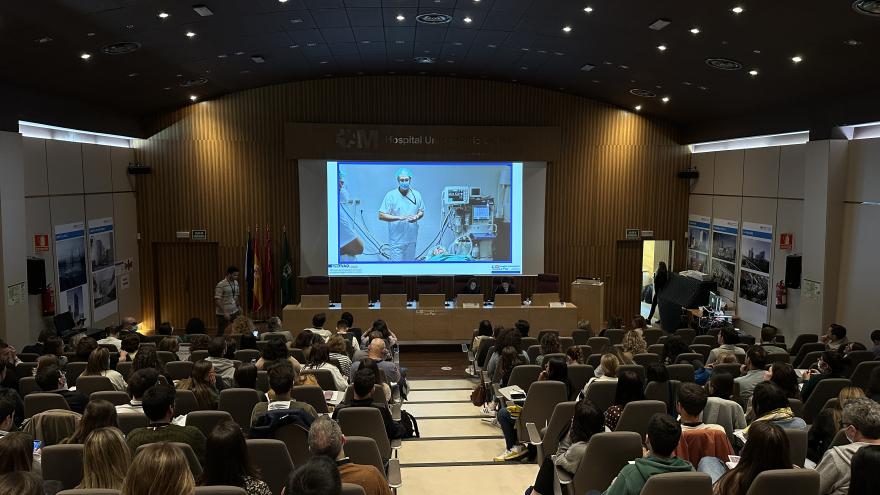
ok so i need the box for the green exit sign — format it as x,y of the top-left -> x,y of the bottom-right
191,229 -> 207,241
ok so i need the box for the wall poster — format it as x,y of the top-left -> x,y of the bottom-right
89,217 -> 118,322
687,215 -> 711,273
55,222 -> 90,327
710,218 -> 739,302
739,221 -> 773,326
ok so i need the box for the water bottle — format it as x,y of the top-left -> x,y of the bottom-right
393,346 -> 400,364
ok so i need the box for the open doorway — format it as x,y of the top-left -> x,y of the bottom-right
640,240 -> 674,324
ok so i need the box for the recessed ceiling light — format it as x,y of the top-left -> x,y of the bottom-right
690,27 -> 700,34
464,16 -> 473,23
35,37 -> 53,43
279,0 -> 289,3
649,19 -> 671,30
661,96 -> 670,103
634,105 -> 642,111
396,14 -> 405,21
80,53 -> 91,60
584,6 -> 593,13
562,25 -> 572,32
732,6 -> 744,14
791,55 -> 803,63
193,5 -> 213,16
749,69 -> 759,76
189,95 -> 198,101
158,12 -> 169,19
251,55 -> 265,63
186,31 -> 196,38
844,39 -> 862,46
657,44 -> 667,51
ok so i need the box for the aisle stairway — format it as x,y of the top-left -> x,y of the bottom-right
397,378 -> 537,494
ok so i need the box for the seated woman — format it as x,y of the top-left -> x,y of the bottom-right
603,370 -> 644,431
746,382 -> 805,436
801,351 -> 847,402
81,347 -> 127,391
583,353 -> 619,393
122,442 -> 195,495
621,330 -> 647,362
61,400 -> 119,444
525,399 -> 605,495
462,277 -> 482,294
540,358 -> 572,399
256,338 -> 301,372
535,333 -> 562,366
630,315 -> 648,335
698,420 -> 793,486
201,420 -> 273,495
360,319 -> 399,350
78,427 -> 130,491
301,341 -> 349,391
157,337 -> 181,361
703,372 -> 747,438
177,360 -> 220,410
662,335 -> 690,365
766,362 -> 800,399
326,336 -> 353,378
807,386 -> 865,462
471,320 -> 493,353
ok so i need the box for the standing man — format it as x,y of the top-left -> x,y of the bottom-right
214,266 -> 241,334
378,167 -> 424,261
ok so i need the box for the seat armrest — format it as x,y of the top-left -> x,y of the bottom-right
391,438 -> 402,449
387,458 -> 402,488
481,370 -> 490,384
526,422 -> 543,445
556,467 -> 573,485
391,402 -> 401,421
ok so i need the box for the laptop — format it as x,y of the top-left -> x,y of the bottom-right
419,293 -> 446,308
300,294 -> 330,308
380,294 -> 407,308
494,294 -> 522,307
456,293 -> 483,307
341,294 -> 369,308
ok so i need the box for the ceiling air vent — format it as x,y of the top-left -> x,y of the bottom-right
705,58 -> 743,71
414,56 -> 436,64
629,88 -> 657,98
101,42 -> 141,55
416,13 -> 453,24
179,78 -> 208,87
852,0 -> 880,15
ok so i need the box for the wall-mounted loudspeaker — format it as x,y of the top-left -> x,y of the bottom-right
785,255 -> 802,289
27,257 -> 46,294
677,169 -> 699,179
127,162 -> 152,175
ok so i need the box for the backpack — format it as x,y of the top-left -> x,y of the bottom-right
249,408 -> 314,439
399,410 -> 420,439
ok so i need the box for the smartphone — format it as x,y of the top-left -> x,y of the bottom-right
252,330 -> 259,338
33,440 -> 42,452
510,392 -> 526,400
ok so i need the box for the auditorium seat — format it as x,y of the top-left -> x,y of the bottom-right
675,353 -> 703,365
556,432 -> 642,495
291,385 -> 330,413
802,378 -> 851,424
65,361 -> 87,386
645,380 -> 680,405
345,436 -> 402,490
744,469 -> 819,495
42,443 -> 84,490
174,389 -> 200,416
712,363 -> 742,378
584,381 -> 617,412
587,337 -> 610,354
520,337 -> 539,350
526,401 -> 576,461
571,330 -> 590,346
535,273 -> 560,294
784,428 -> 808,467
17,352 -> 39,363
766,353 -> 791,365
275,423 -> 311,467
187,410 -> 234,438
303,276 -> 330,295
190,350 -> 209,362
15,361 -> 37,378
789,334 -> 819,357
643,328 -> 664,346
76,376 -> 114,397
526,345 -> 542,364
167,361 -> 194,381
336,407 -> 399,461
647,344 -> 665,355
693,335 -> 717,347
118,413 -> 149,435
640,472 -> 712,495
634,353 -> 661,367
115,361 -> 133,380
157,351 -> 177,365
674,329 -> 696,346
246,439 -> 294,495
788,398 -> 804,419
507,365 -> 541,392
688,344 -> 712,361
19,376 -> 40,396
219,388 -> 262,434
603,329 -> 624,346
567,365 -> 594,400
844,350 -> 875,375
618,364 -> 646,383
24,393 -> 70,418
558,336 -> 574,351
667,364 -> 695,383
850,361 -> 880,389
614,400 -> 666,438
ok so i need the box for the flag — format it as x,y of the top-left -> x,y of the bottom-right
244,229 -> 254,313
264,225 -> 275,314
281,227 -> 294,306
252,226 -> 263,313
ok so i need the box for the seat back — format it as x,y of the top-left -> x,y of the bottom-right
303,368 -> 338,391
118,413 -> 150,435
508,365 -> 541,392
341,484 -> 366,495
234,349 -> 261,362
475,337 -> 496,368
845,351 -> 876,375
520,337 -> 539,350
156,351 -> 177,365
115,361 -> 133,380
850,361 -> 880,389
584,381 -> 618,412
167,360 -> 194,380
571,432 -> 643,493
667,363 -> 695,382
640,472 -> 713,495
341,384 -> 387,407
136,442 -> 202,478
713,363 -> 742,378
336,407 -> 392,460
675,328 -> 696,345
789,334 -> 819,358
15,361 -> 38,379
290,348 -> 307,363
618,364 -> 646,383
246,439 -> 293,495
587,337 -> 610,353
784,428 -> 808,467
567,365 -> 595,400
193,487 -> 248,495
744,469 -> 820,495
24,393 -> 70,418
256,370 -> 269,392
675,353 -> 704,365
645,380 -> 677,405
793,343 -> 825,368
558,337 -> 574,351
190,350 -> 209,362
614,400 -> 667,437
91,391 -> 130,406
64,362 -> 87,386
643,328 -> 664,346
42,443 -> 84,489
344,436 -> 386,480
766,353 -> 791,365
527,345 -> 542,364
803,378 -> 851,424
174,389 -> 201,415
76,375 -> 115,396
693,335 -> 717,347
647,344 -> 666,355
19,376 -> 40,396
604,329 -> 625,345
219,388 -> 262,433
535,401 -> 576,461
788,398 -> 804,419
633,353 -> 661,367
186,410 -> 234,438
517,381 -> 568,443
571,330 -> 590,346
688,344 -> 712,361
275,423 -> 311,467
587,353 -> 602,368
291,385 -> 331,413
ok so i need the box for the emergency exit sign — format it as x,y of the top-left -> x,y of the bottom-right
191,229 -> 207,241
625,229 -> 640,240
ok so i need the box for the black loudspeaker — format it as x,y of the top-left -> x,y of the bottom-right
785,255 -> 802,289
27,257 -> 46,295
677,169 -> 699,179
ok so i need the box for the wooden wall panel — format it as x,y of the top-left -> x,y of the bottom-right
135,76 -> 689,330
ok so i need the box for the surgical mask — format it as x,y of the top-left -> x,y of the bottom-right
398,180 -> 410,191
131,323 -> 139,332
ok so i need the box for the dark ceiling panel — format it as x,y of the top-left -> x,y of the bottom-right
311,9 -> 351,28
347,8 -> 383,26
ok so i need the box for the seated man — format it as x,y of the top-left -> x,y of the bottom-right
250,362 -> 318,427
305,313 -> 332,342
816,398 -> 880,495
266,316 -> 294,342
0,396 -> 16,437
674,383 -> 733,467
350,339 -> 401,383
336,319 -> 360,352
333,369 -> 403,441
33,364 -> 87,414
734,346 -> 767,404
308,416 -> 391,495
205,337 -> 236,388
758,325 -> 787,355
287,456 -> 342,495
116,368 -> 160,415
603,414 -> 693,495
125,384 -> 207,463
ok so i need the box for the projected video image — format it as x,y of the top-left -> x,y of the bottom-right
328,161 -> 522,276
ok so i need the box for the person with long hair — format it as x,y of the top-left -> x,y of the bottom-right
302,341 -> 348,391
0,432 -> 33,474
807,386 -> 866,462
849,445 -> 880,495
494,346 -> 527,387
604,370 -> 645,430
535,333 -> 561,366
699,421 -> 792,489
257,338 -> 301,371
746,382 -> 805,434
157,337 -> 180,361
702,372 -> 747,438
539,358 -> 572,401
82,347 -> 127,391
132,347 -> 170,381
201,420 -> 272,495
78,427 -> 130,490
0,472 -> 41,495
62,399 -> 118,444
765,362 -> 799,399
122,442 -> 195,495
233,362 -> 259,389
662,335 -> 690,365
472,320 -> 493,354
621,330 -> 648,361
327,335 -> 353,377
176,360 -> 219,410
631,315 -> 648,334
526,399 -> 605,495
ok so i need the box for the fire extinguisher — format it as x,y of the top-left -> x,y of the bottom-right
42,283 -> 56,316
775,280 -> 788,309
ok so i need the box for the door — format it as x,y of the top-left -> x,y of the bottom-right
641,240 -> 674,322
154,242 -> 219,330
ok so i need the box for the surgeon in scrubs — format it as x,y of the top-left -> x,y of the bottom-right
378,167 -> 425,261
338,170 -> 363,261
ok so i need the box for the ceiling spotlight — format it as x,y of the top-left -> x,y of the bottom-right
690,27 -> 701,34
731,6 -> 744,14
279,0 -> 289,3
396,14 -> 405,21
634,105 -> 642,111
584,6 -> 593,13
80,53 -> 91,60
844,39 -> 862,46
657,44 -> 667,51
192,5 -> 213,16
189,95 -> 198,101
562,25 -> 572,32
186,31 -> 196,38
749,69 -> 759,76
158,12 -> 169,19
661,96 -> 670,103
464,16 -> 473,23
791,55 -> 803,63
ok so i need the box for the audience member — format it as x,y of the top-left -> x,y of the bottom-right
0,471 -> 41,495
176,360 -> 219,410
493,346 -> 528,387
677,382 -> 724,432
746,382 -> 805,434
0,431 -> 33,474
75,337 -> 98,362
758,325 -> 787,355
333,369 -> 403,442
631,315 -> 648,334
117,368 -> 160,415
327,336 -> 353,377
21,328 -> 54,356
486,329 -> 528,378
494,277 -> 518,300
565,346 -> 586,365
701,421 -> 792,488
514,319 -> 530,338
0,396 -> 17,436
734,346 -> 767,404
350,339 -> 401,383
305,313 -> 332,341
257,338 -> 301,371
707,328 -> 745,365
185,317 -> 207,336
801,351 -> 847,402
303,341 -> 348,391
131,347 -> 171,384
808,386 -> 866,462
603,370 -> 644,431
816,398 -> 880,495
461,277 -> 481,295
820,323 -> 848,352
870,330 -> 880,360
602,414 -> 693,495
707,371 -> 735,401
867,366 -> 880,403
526,399 -> 605,495
230,315 -> 256,336
286,455 -> 342,495
157,337 -> 180,360
122,442 -> 196,495
250,362 -> 317,427
202,420 -> 272,495
334,319 -> 359,352
472,320 -> 493,353
585,353 -> 619,392
266,316 -> 294,342
205,337 -> 236,388
43,336 -> 67,367
765,362 -> 800,399
646,363 -> 670,384
119,316 -> 139,335
849,445 -> 880,495
81,347 -> 127,391
126,385 -> 207,462
661,335 -> 690,365
119,334 -> 140,361
539,358 -> 572,398
357,359 -> 392,403
674,382 -> 734,467
535,333 -> 561,366
294,330 -> 317,361
577,319 -> 594,337
157,321 -> 174,336
34,364 -> 87,413
234,362 -> 259,390
78,427 -> 130,490
602,316 -> 624,335
62,399 -> 118,444
621,330 -> 647,362
98,325 -> 123,350
308,416 -> 391,495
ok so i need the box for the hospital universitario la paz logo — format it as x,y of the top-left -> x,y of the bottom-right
335,127 -> 445,150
